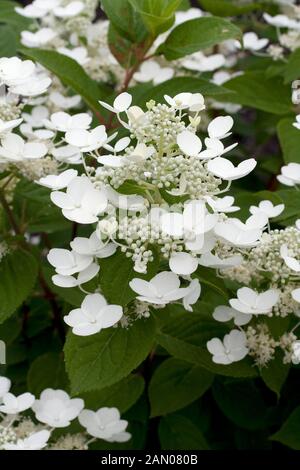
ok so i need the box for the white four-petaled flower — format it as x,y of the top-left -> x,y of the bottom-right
207,330 -> 249,365
64,293 -> 123,336
229,287 -> 279,315
79,407 -> 131,442
32,389 -> 84,428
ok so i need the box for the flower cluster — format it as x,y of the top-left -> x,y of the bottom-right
0,376 -> 130,450
18,91 -> 262,339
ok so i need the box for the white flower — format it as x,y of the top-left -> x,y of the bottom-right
104,136 -> 131,154
32,389 -> 84,428
281,245 -> 300,272
11,76 -> 52,97
236,32 -> 269,51
125,143 -> 155,164
15,0 -> 62,18
37,169 -> 78,190
45,111 -> 91,132
206,196 -> 239,213
49,91 -> 81,110
208,157 -> 257,181
293,115 -> 300,130
214,220 -> 262,247
52,145 -> 82,164
177,130 -> 202,157
54,1 -> 84,18
291,288 -> 300,307
79,407 -> 131,442
127,106 -> 145,125
22,106 -> 49,128
212,70 -> 237,85
232,213 -> 268,231
0,134 -> 48,162
207,330 -> 249,365
291,340 -> 300,365
65,126 -> 107,152
169,252 -> 198,275
134,61 -> 174,85
0,377 -> 11,400
183,279 -> 201,312
4,430 -> 51,451
161,200 -> 218,239
129,271 -> 190,305
64,293 -> 123,336
277,163 -> 300,186
175,7 -> 202,24
52,263 -> 99,288
99,93 -> 132,114
20,124 -> 54,141
105,186 -> 146,211
0,57 -> 35,86
21,28 -> 57,48
51,176 -> 108,224
199,252 -> 242,269
47,248 -> 93,276
0,117 -> 22,136
208,116 -> 234,139
213,305 -> 251,326
0,392 -> 35,414
182,52 -> 225,72
58,47 -> 90,66
164,92 -> 205,112
198,138 -> 238,160
70,232 -> 116,258
229,287 -> 279,314
263,13 -> 300,29
249,200 -> 284,218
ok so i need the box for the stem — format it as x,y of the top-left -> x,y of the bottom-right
0,190 -> 21,235
119,39 -> 155,93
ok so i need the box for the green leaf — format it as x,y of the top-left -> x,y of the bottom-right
129,0 -> 182,36
260,351 -> 290,398
157,311 -> 257,378
0,1 -> 33,31
276,189 -> 300,225
65,317 -> 156,394
213,379 -> 273,430
136,76 -> 232,105
0,25 -> 18,57
99,250 -> 159,307
284,48 -> 300,83
158,16 -> 241,60
0,248 -> 38,324
195,267 -> 229,300
220,72 -> 292,115
27,353 -> 69,395
149,358 -> 213,416
198,0 -> 260,16
82,375 -> 145,413
277,117 -> 300,164
271,407 -> 300,449
19,49 -> 110,115
159,414 -> 209,450
102,0 -> 147,43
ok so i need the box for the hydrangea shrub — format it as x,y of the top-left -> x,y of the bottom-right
1,0 -> 300,451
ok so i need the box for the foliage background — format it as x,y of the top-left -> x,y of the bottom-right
0,0 -> 300,450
